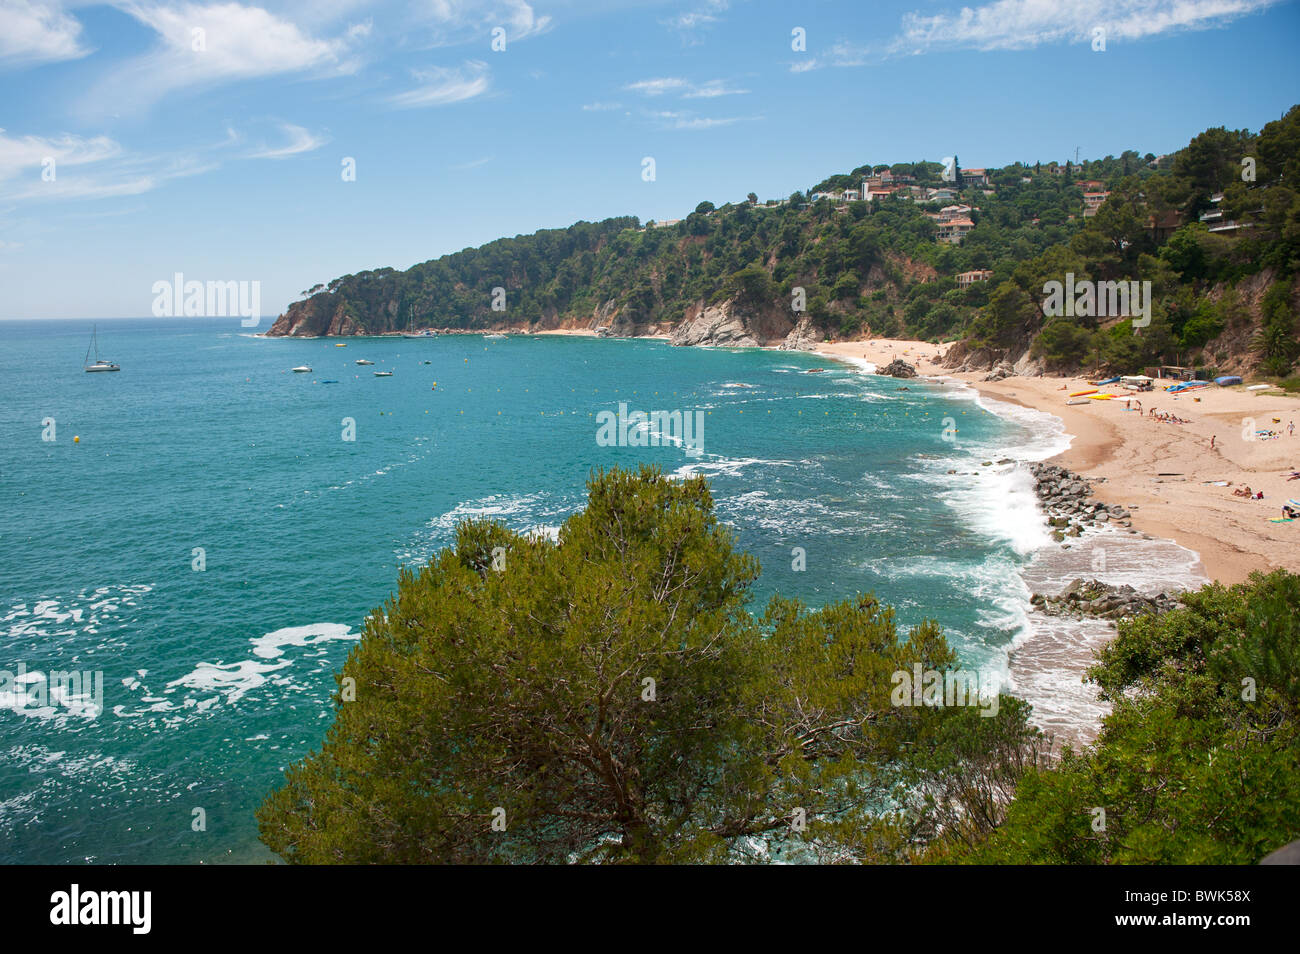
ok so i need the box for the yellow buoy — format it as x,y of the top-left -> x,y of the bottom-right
74,436 -> 80,443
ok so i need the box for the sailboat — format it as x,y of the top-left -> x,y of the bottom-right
83,325 -> 120,372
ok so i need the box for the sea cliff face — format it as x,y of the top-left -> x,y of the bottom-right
267,297 -> 365,337
266,291 -> 816,348
669,299 -> 795,348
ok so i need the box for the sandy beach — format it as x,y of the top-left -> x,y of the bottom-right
815,337 -> 1299,584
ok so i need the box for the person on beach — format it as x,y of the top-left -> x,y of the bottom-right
1290,421 -> 1295,437
1211,435 -> 1216,450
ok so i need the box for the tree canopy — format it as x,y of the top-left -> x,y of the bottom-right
258,467 -> 1045,863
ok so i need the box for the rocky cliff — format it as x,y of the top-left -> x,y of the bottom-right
668,299 -> 795,348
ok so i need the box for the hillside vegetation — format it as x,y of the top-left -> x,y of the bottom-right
270,106 -> 1300,378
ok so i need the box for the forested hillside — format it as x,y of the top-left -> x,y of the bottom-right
269,106 -> 1299,379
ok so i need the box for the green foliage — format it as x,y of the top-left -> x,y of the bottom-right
258,467 -> 1046,864
961,571 -> 1300,864
1031,318 -> 1093,368
1255,279 -> 1299,375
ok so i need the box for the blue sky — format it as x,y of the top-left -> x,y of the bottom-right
1,0 -> 1298,320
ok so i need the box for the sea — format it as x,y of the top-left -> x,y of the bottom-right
0,317 -> 1205,863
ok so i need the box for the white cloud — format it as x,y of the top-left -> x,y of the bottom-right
0,0 -> 89,67
450,155 -> 492,170
888,0 -> 1282,55
0,134 -> 216,202
581,101 -> 622,111
246,122 -> 329,159
81,2 -> 360,114
624,77 -> 690,96
683,79 -> 749,98
390,59 -> 490,108
625,76 -> 749,98
646,109 -> 758,131
664,0 -> 729,32
0,129 -> 121,179
418,0 -> 553,46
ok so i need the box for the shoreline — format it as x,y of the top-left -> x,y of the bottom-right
807,335 -> 1296,745
811,337 -> 1298,585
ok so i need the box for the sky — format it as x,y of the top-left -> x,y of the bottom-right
1,0 -> 1298,320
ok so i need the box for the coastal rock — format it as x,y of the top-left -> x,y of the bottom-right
880,358 -> 918,378
669,299 -> 793,348
268,297 -> 361,337
779,316 -> 824,351
1031,579 -> 1180,620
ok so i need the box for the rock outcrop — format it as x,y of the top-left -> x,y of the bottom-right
984,361 -> 1016,382
1029,462 -> 1137,540
879,358 -> 918,378
267,298 -> 363,337
1031,578 -> 1180,620
669,299 -> 794,348
779,316 -> 824,351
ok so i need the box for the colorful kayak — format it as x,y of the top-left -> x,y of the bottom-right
1088,393 -> 1115,400
1070,389 -> 1097,397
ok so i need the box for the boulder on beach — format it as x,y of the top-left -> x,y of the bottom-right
880,358 -> 917,378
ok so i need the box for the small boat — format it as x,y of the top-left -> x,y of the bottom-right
484,332 -> 507,340
355,359 -> 374,365
320,380 -> 339,384
335,343 -> 347,348
292,365 -> 312,373
83,325 -> 120,372
374,371 -> 393,377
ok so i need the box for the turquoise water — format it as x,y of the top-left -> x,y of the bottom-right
0,318 -> 1053,863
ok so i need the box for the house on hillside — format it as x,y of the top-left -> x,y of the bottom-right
937,217 -> 975,244
1198,192 -> 1259,234
957,269 -> 993,288
1145,209 -> 1183,243
960,168 -> 989,187
1082,192 -> 1110,217
938,204 -> 974,222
